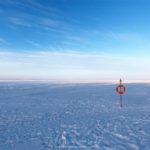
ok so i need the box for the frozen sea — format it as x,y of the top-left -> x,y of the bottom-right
0,82 -> 150,150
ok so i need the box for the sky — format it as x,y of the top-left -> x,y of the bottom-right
0,0 -> 150,82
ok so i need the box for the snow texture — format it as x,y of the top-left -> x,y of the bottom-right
0,82 -> 150,150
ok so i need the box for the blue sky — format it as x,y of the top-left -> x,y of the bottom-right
0,0 -> 150,82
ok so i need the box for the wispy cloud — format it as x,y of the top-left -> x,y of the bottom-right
8,17 -> 32,27
26,0 -> 61,15
104,31 -> 142,42
0,38 -> 9,45
92,30 -> 143,43
1,0 -> 78,38
7,11 -> 72,37
0,38 -> 5,43
39,18 -> 59,27
27,41 -> 40,47
65,36 -> 89,43
3,0 -> 62,27
0,0 -> 61,16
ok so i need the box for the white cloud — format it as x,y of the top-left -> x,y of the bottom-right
0,50 -> 150,82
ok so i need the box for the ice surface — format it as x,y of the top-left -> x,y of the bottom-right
0,82 -> 150,150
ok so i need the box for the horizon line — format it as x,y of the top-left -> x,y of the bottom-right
0,79 -> 150,84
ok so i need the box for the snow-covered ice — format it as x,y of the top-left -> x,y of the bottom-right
0,82 -> 150,150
